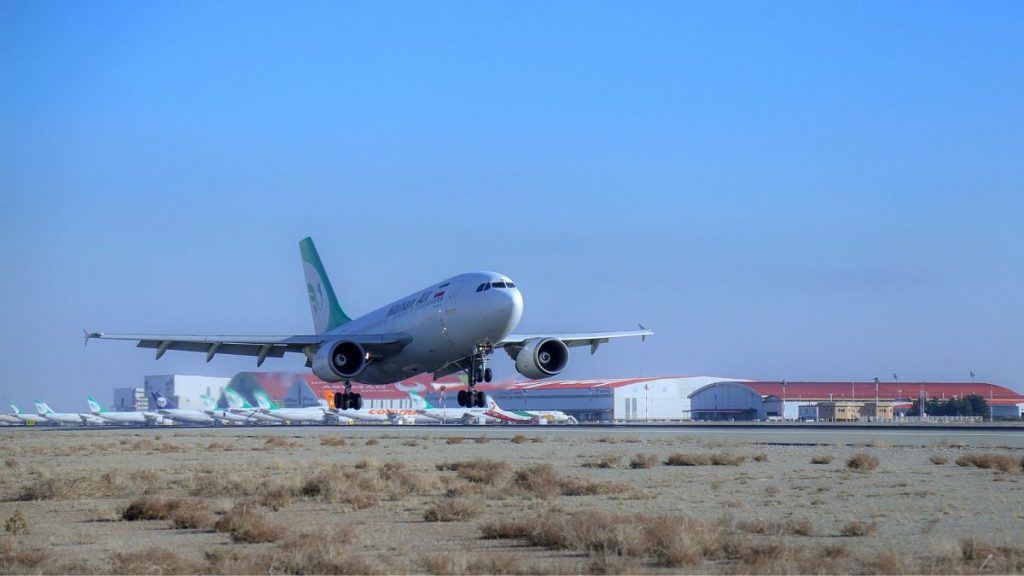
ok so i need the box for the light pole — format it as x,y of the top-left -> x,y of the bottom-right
644,383 -> 649,422
782,380 -> 787,420
874,377 -> 879,421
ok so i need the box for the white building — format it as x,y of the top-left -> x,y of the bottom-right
112,387 -> 147,411
144,375 -> 230,410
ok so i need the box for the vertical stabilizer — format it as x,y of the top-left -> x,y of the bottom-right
87,397 -> 105,414
253,389 -> 280,410
299,237 -> 350,334
9,403 -> 21,415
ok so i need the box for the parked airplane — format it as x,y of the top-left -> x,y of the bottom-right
151,392 -> 215,425
223,388 -> 280,424
0,412 -> 20,425
318,388 -> 418,424
200,394 -> 252,425
407,390 -> 498,424
88,237 -> 651,411
33,401 -> 98,426
87,397 -> 161,425
8,403 -> 45,425
251,389 -> 332,424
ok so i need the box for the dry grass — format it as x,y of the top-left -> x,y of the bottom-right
214,503 -> 283,543
108,547 -> 199,575
930,454 -> 949,465
267,530 -> 375,575
122,495 -> 184,521
512,463 -> 635,498
630,453 -> 659,469
956,452 -> 1022,473
510,434 -> 528,444
365,438 -> 380,446
170,504 -> 213,530
437,459 -> 509,484
737,517 -> 814,536
17,468 -> 160,501
320,435 -> 347,447
423,498 -> 481,522
419,552 -> 527,575
0,539 -> 48,573
810,455 -> 834,464
839,521 -> 877,537
846,453 -> 880,471
4,458 -> 18,468
582,454 -> 621,469
665,452 -> 747,466
446,436 -> 464,445
4,510 -> 29,535
753,453 -> 769,462
206,441 -> 234,451
263,436 -> 296,449
474,436 -> 490,444
531,436 -> 545,443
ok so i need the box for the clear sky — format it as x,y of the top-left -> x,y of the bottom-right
2,1 -> 1022,411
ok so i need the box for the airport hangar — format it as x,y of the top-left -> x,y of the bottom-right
134,372 -> 1024,423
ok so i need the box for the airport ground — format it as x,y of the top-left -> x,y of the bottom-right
1,426 -> 1023,574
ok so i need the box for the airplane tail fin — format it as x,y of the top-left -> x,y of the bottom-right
253,389 -> 279,410
9,403 -> 21,415
224,388 -> 252,410
299,237 -> 351,334
151,391 -> 177,410
33,401 -> 50,415
199,394 -> 217,412
87,396 -> 105,414
407,390 -> 432,410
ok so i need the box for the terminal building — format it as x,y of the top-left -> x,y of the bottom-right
143,375 -> 231,410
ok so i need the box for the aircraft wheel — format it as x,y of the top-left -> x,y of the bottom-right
457,390 -> 467,407
475,391 -> 487,408
483,368 -> 493,382
351,394 -> 363,411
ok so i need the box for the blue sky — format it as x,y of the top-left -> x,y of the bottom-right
2,1 -> 1022,411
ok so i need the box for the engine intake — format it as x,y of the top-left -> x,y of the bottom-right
513,337 -> 569,379
312,340 -> 366,382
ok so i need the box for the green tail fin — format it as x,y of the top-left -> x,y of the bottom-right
299,237 -> 350,334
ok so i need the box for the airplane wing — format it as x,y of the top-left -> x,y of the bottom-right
497,328 -> 654,355
85,331 -> 412,367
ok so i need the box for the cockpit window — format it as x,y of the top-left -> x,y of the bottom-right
506,282 -> 516,288
492,281 -> 506,288
476,283 -> 485,292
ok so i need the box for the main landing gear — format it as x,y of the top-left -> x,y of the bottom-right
333,381 -> 363,411
457,348 -> 493,408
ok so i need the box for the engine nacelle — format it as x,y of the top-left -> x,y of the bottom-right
513,337 -> 569,380
312,340 -> 366,382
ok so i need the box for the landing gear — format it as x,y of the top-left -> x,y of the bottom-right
458,347 -> 491,408
333,381 -> 363,411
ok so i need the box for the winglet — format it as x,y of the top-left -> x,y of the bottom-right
638,323 -> 649,342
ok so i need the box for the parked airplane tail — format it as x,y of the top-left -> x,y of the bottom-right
87,397 -> 105,414
299,237 -> 351,334
199,394 -> 217,411
9,403 -> 21,415
33,401 -> 52,415
253,389 -> 280,411
224,388 -> 253,410
151,391 -> 178,410
407,390 -> 433,410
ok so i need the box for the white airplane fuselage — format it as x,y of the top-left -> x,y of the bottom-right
262,407 -> 327,424
39,412 -> 88,425
94,411 -> 156,425
327,272 -> 523,384
158,409 -> 215,425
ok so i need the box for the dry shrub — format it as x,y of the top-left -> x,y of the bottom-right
4,510 -> 29,535
474,436 -> 489,444
263,436 -> 295,449
424,498 -> 481,522
446,436 -> 464,445
839,521 -> 877,537
436,459 -> 509,484
753,453 -> 768,462
123,496 -> 184,521
846,453 -> 880,471
956,453 -> 1021,473
810,455 -> 834,464
300,462 -> 429,507
402,439 -> 419,447
365,438 -> 380,446
186,471 -> 258,498
420,552 -> 525,575
109,547 -> 198,575
206,441 -> 233,451
254,481 -> 298,511
531,436 -> 545,443
320,435 -> 348,447
630,453 -> 658,469
665,452 -> 746,466
481,520 -> 533,540
18,468 -> 159,501
737,517 -> 814,536
0,539 -> 47,572
170,504 -> 213,530
510,434 -> 528,444
264,529 -> 376,575
214,503 -> 282,543
512,464 -> 633,498
930,454 -> 949,465
958,538 -> 1024,573
204,550 -> 267,575
583,455 -> 621,469
5,458 -> 19,468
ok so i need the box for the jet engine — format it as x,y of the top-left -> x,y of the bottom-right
312,340 -> 366,382
512,337 -> 569,379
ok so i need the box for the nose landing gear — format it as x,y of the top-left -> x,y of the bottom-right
458,347 -> 493,408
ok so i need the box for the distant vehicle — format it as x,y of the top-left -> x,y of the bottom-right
8,403 -> 45,425
87,396 -> 161,425
33,401 -> 97,426
87,237 -> 652,414
150,392 -> 215,425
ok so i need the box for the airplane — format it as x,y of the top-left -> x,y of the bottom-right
251,388 -> 335,424
8,403 -> 45,425
87,236 -> 652,411
318,388 -> 417,424
150,392 -> 215,425
200,393 -> 252,425
32,401 -> 100,426
407,390 -> 498,424
223,388 -> 281,424
87,396 -> 161,425
1,406 -> 27,425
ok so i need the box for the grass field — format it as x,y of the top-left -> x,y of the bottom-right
1,427 -> 1023,574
